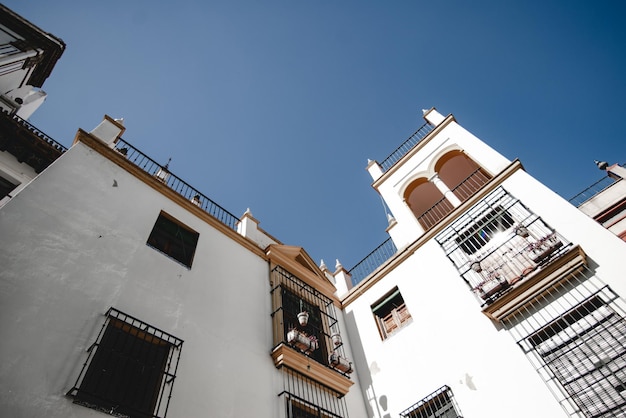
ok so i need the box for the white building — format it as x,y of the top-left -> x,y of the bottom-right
1,6 -> 626,418
337,108 -> 626,418
0,4 -> 66,207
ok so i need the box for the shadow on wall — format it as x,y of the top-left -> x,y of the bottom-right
344,309 -> 390,418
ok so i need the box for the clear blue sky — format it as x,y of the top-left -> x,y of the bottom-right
8,1 -> 626,270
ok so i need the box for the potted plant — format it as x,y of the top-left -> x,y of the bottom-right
297,311 -> 309,326
331,333 -> 342,347
287,328 -> 318,354
329,351 -> 353,374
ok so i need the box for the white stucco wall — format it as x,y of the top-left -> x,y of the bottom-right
347,111 -> 626,418
0,141 -> 365,417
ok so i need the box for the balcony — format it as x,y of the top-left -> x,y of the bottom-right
0,110 -> 67,173
379,122 -> 434,172
417,168 -> 491,230
348,238 -> 397,286
568,166 -> 623,207
437,187 -> 586,318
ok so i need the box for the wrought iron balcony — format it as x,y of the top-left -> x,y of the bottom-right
348,237 -> 397,287
379,122 -> 434,172
568,167 -> 622,207
418,168 -> 491,230
113,138 -> 240,230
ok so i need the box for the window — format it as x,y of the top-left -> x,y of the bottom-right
525,296 -> 626,418
67,308 -> 183,418
270,266 -> 337,367
372,287 -> 412,339
147,211 -> 199,268
456,206 -> 515,255
0,174 -> 17,199
400,385 -> 463,418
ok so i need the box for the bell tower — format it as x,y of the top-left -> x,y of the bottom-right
366,108 -> 511,249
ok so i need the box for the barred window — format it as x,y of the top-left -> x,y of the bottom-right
400,385 -> 463,418
67,308 -> 183,418
281,367 -> 348,418
525,296 -> 626,417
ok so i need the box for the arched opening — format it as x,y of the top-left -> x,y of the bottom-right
436,151 -> 491,202
404,178 -> 454,230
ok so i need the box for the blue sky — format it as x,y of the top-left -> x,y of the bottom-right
8,1 -> 626,270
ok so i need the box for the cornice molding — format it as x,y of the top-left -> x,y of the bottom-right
73,129 -> 266,259
271,344 -> 353,396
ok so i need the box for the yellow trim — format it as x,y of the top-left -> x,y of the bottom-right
72,129 -> 267,259
372,114 -> 456,190
267,244 -> 339,304
271,344 -> 353,396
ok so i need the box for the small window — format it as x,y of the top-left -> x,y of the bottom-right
147,211 -> 199,268
372,287 -> 412,340
400,385 -> 463,418
67,308 -> 183,418
0,174 -> 18,199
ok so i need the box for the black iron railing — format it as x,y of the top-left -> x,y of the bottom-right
379,122 -> 434,172
114,138 -> 240,230
348,237 -> 397,286
568,171 -> 622,207
9,112 -> 68,152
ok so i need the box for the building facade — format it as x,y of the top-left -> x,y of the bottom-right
1,6 -> 626,418
337,109 -> 626,418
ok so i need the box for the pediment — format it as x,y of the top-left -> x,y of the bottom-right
266,244 -> 337,299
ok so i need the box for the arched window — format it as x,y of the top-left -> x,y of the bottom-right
404,178 -> 454,230
436,151 -> 491,202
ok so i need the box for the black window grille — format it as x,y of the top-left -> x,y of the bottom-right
400,385 -> 463,418
270,266 -> 353,377
371,287 -> 412,340
67,308 -> 183,418
436,187 -> 570,305
524,295 -> 626,418
281,367 -> 348,418
147,211 -> 199,268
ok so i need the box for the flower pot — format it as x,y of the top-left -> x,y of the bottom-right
331,333 -> 342,347
287,329 -> 318,354
515,226 -> 529,238
470,261 -> 482,273
329,352 -> 353,374
297,311 -> 309,326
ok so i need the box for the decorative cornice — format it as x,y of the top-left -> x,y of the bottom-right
482,245 -> 587,322
271,344 -> 353,396
266,244 -> 339,304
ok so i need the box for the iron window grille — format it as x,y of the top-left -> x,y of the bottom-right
280,367 -> 348,418
147,211 -> 199,268
436,187 -> 570,306
67,308 -> 183,418
517,290 -> 626,418
371,287 -> 412,340
400,385 -> 463,418
270,266 -> 349,373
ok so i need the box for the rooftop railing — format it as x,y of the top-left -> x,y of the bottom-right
348,237 -> 397,286
379,122 -> 434,172
9,112 -> 68,153
568,170 -> 622,207
113,138 -> 240,230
